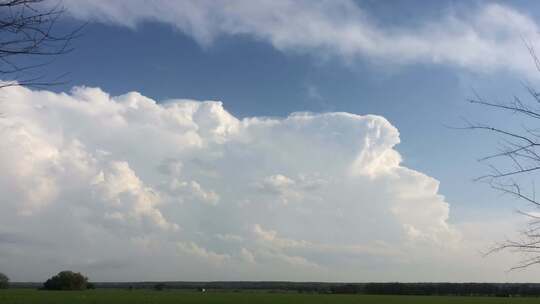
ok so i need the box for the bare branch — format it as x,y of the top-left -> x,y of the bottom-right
465,45 -> 540,270
0,0 -> 83,87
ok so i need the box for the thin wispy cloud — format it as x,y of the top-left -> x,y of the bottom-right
61,0 -> 540,78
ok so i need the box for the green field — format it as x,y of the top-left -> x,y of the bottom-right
1,289 -> 540,304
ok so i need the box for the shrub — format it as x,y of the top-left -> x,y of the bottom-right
0,272 -> 9,289
43,271 -> 88,290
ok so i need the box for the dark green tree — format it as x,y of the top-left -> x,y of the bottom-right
42,271 -> 88,290
0,272 -> 8,289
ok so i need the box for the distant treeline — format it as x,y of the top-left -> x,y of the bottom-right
343,283 -> 540,297
10,281 -> 540,297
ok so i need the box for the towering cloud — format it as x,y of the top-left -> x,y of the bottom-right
0,85 -> 472,281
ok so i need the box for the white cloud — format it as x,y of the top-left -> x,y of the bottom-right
239,248 -> 256,264
93,161 -> 179,232
0,85 -> 532,281
177,241 -> 231,264
215,233 -> 243,242
253,224 -> 310,249
168,179 -> 220,205
59,1 -> 540,78
262,174 -> 295,189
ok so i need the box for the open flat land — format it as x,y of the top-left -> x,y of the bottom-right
1,289 -> 540,304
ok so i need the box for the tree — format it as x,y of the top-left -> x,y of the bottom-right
466,45 -> 540,269
42,271 -> 88,290
0,0 -> 81,88
0,272 -> 8,289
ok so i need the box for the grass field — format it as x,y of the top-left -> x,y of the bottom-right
1,289 -> 540,304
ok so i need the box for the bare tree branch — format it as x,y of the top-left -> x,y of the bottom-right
0,0 -> 83,87
465,45 -> 540,269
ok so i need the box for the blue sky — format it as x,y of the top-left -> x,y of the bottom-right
2,0 -> 540,282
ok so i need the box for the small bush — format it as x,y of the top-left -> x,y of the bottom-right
43,271 -> 88,290
0,272 -> 9,289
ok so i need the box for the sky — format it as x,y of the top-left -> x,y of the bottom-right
2,0 -> 540,282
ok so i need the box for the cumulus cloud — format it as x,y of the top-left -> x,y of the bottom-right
57,0 -> 540,78
177,241 -> 231,264
0,84 -> 530,281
